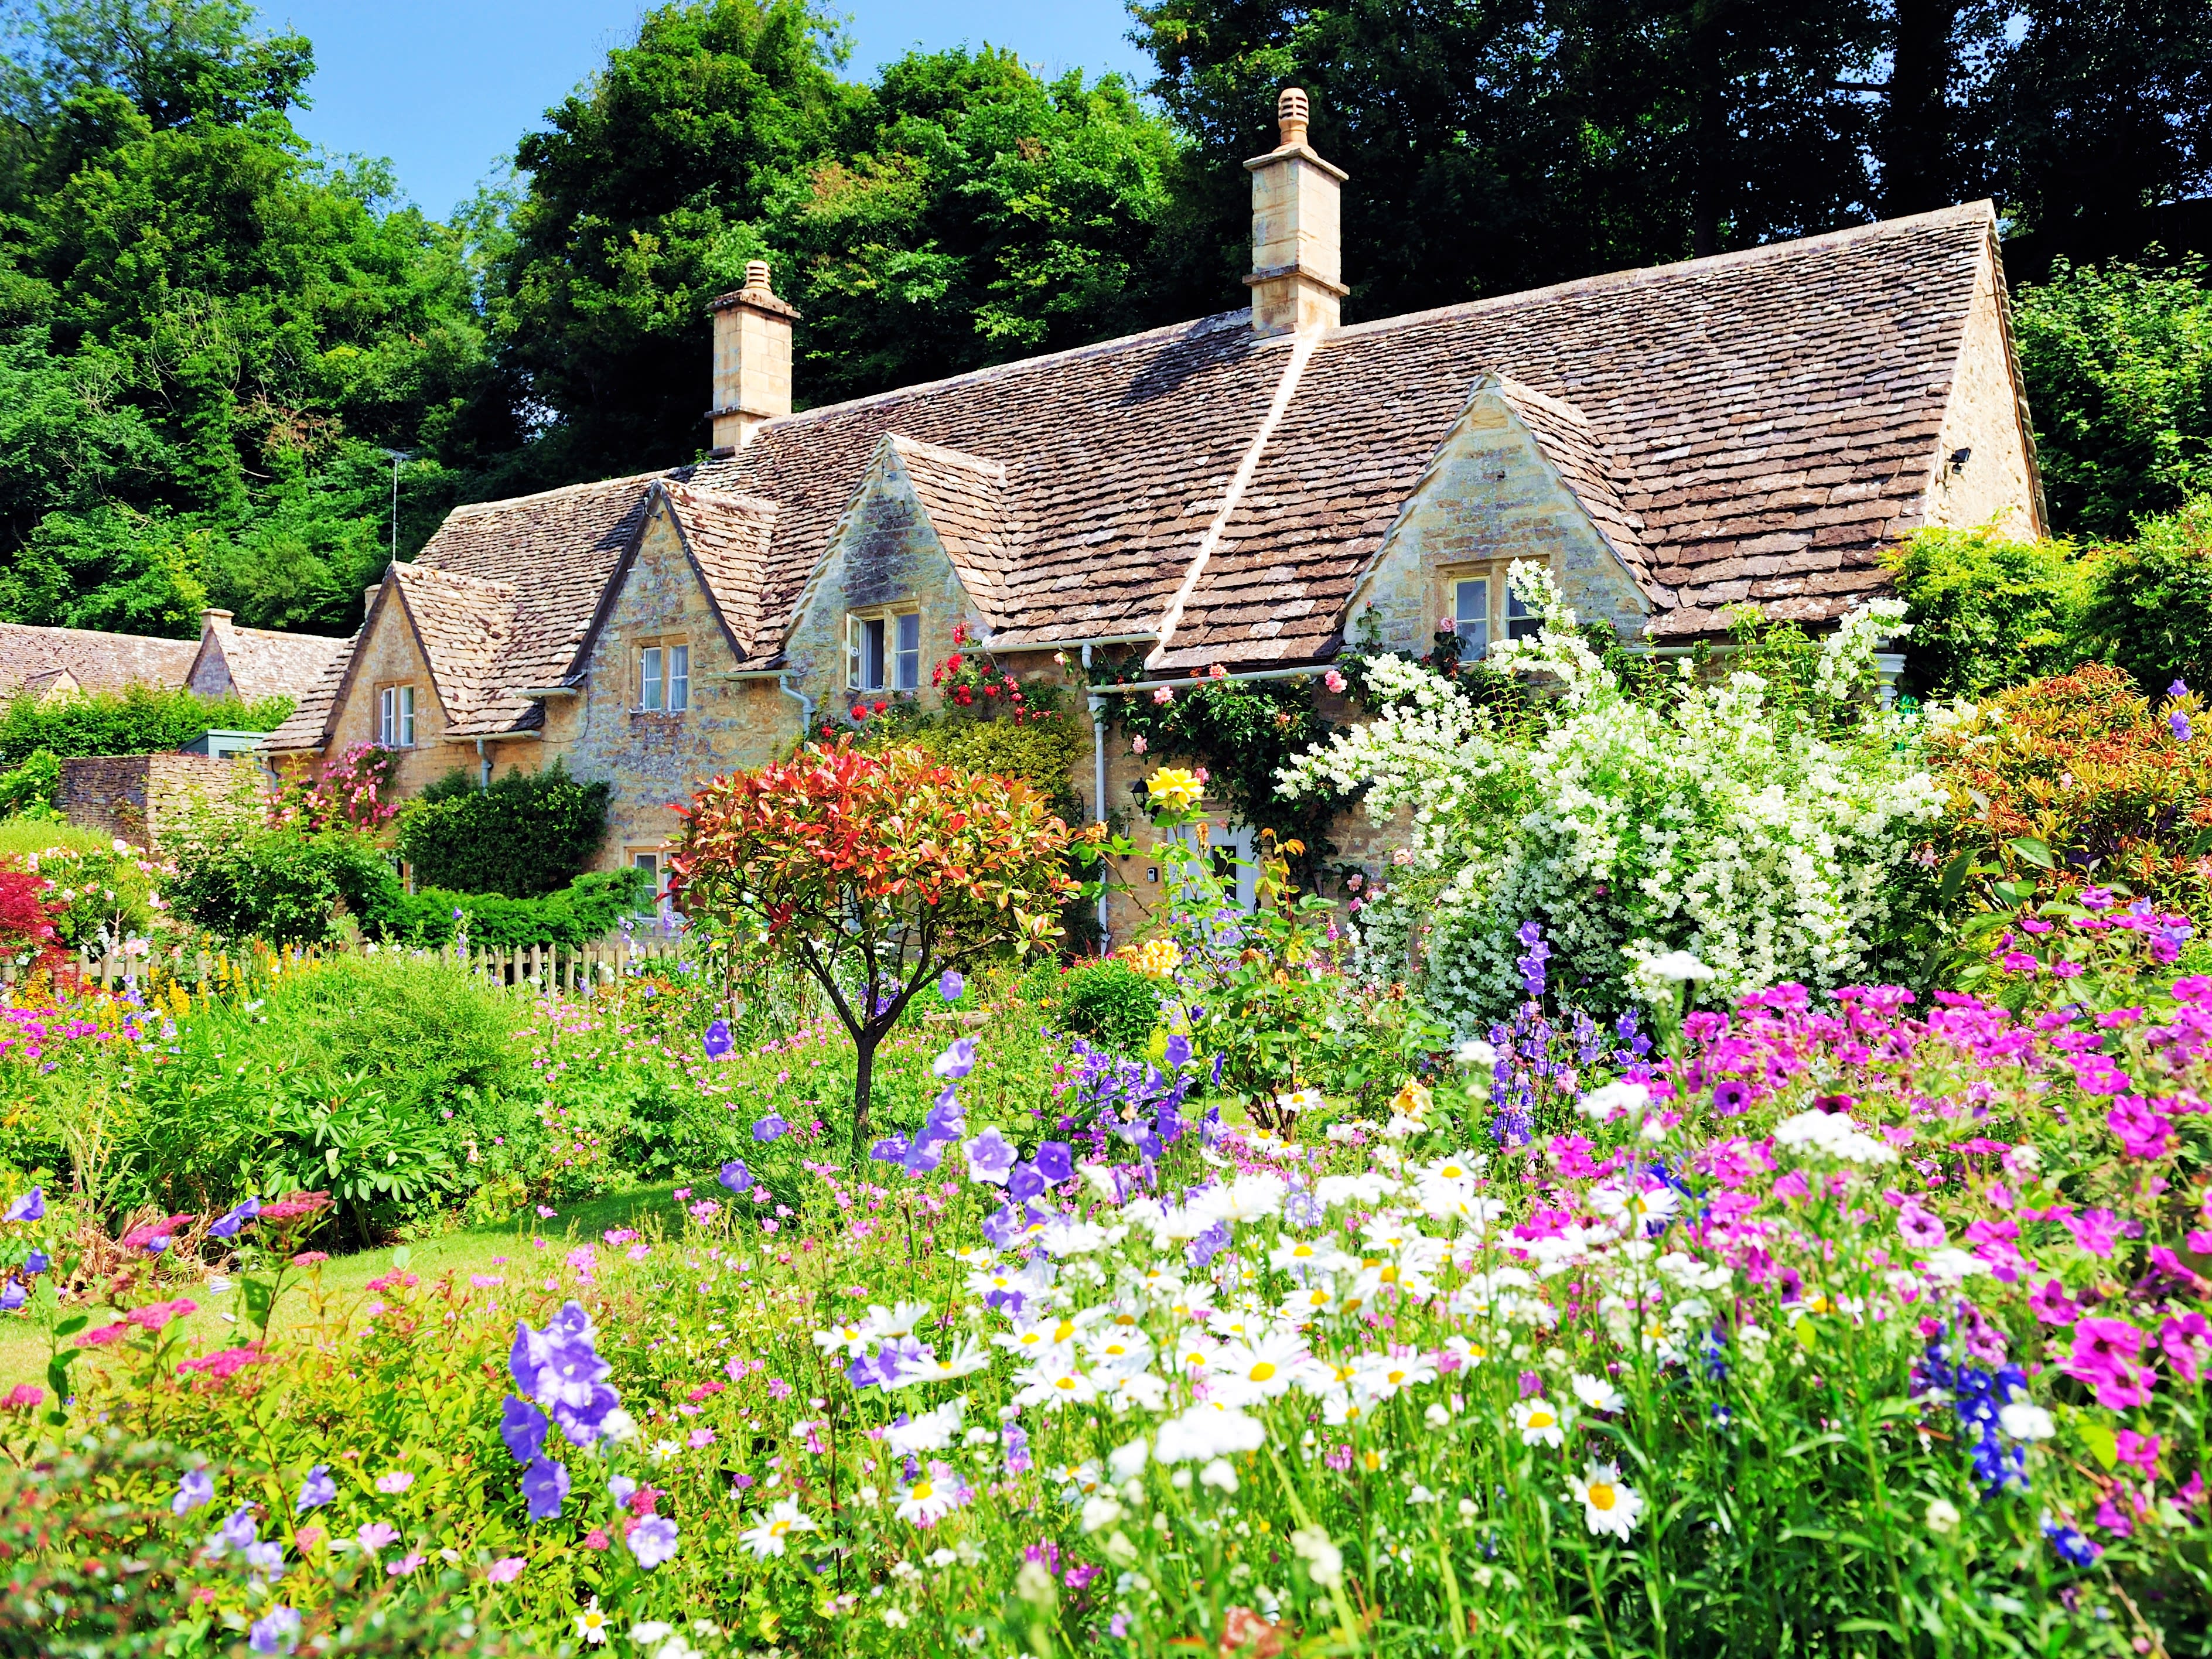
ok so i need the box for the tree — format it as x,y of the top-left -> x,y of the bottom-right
2076,497 -> 2212,699
670,739 -> 1084,1145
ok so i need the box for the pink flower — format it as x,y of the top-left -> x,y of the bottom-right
486,1556 -> 525,1583
2107,1096 -> 2173,1158
2063,1208 -> 2124,1258
469,1274 -> 504,1289
1152,687 -> 1173,705
1896,1207 -> 1948,1250
1130,735 -> 1148,755
125,1298 -> 197,1332
356,1522 -> 398,1552
2071,1054 -> 2132,1095
2161,1312 -> 2212,1383
688,1428 -> 715,1450
2,1384 -> 43,1411
2064,1317 -> 2155,1409
2115,1430 -> 2162,1474
374,1471 -> 413,1494
1324,668 -> 1347,694
2029,1278 -> 2079,1325
388,1551 -> 425,1576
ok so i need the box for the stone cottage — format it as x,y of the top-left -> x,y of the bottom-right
264,90 -> 2043,940
0,610 -> 344,706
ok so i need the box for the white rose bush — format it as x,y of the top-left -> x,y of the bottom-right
1281,564 -> 1944,1032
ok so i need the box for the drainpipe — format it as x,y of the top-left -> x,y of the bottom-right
1084,644 -> 1111,951
474,739 -> 491,790
777,673 -> 815,740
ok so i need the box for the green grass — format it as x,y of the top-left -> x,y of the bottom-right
0,814 -> 113,861
0,1183 -> 681,1391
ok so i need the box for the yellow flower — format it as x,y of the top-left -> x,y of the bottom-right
1132,938 -> 1183,979
1390,1078 -> 1433,1120
1145,768 -> 1204,811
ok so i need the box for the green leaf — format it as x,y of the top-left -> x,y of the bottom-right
391,1245 -> 412,1271
2078,1420 -> 2118,1471
1937,848 -> 1975,903
242,1276 -> 274,1323
53,1313 -> 87,1337
2007,835 -> 2054,870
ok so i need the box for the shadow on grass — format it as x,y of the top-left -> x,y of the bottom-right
0,1183 -> 681,1392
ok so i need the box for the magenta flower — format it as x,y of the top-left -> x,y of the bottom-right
2161,1312 -> 2211,1384
1896,1207 -> 1948,1250
2107,1096 -> 2173,1158
2063,1317 -> 2155,1409
2063,1208 -> 2124,1258
2029,1278 -> 2080,1326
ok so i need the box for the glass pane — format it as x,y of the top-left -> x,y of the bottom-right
1507,586 -> 1540,640
864,619 -> 887,689
640,647 -> 663,710
401,686 -> 415,746
895,613 -> 920,691
632,853 -> 656,873
1454,579 -> 1490,658
668,645 -> 689,711
378,688 -> 391,746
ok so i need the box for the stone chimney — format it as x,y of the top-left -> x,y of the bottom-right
708,260 -> 799,451
1244,88 -> 1347,336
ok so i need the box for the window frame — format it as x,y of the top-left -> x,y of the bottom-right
633,636 -> 691,714
377,683 -> 418,748
1441,562 -> 1549,659
846,606 -> 922,693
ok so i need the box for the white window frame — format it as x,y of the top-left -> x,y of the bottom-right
1446,564 -> 1547,659
378,684 -> 417,747
635,637 -> 691,713
846,607 -> 921,693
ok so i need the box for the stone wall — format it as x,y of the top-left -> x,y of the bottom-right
325,587 -> 486,797
59,752 -> 265,846
1925,246 -> 2045,540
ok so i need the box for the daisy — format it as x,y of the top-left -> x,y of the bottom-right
862,1301 -> 932,1340
1081,1328 -> 1155,1373
1571,1373 -> 1626,1414
1513,1398 -> 1565,1447
1209,1333 -> 1305,1405
1567,1462 -> 1645,1538
1013,1356 -> 1098,1410
575,1596 -> 612,1645
895,1338 -> 991,1386
1268,1237 -> 1344,1276
738,1499 -> 817,1559
1098,1368 -> 1168,1412
1352,1351 -> 1437,1402
810,1321 -> 868,1357
895,1467 -> 967,1526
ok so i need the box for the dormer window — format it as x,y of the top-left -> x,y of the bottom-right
638,639 -> 689,712
378,684 -> 417,747
848,609 -> 920,692
1448,568 -> 1543,659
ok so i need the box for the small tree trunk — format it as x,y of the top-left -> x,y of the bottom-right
851,1029 -> 879,1151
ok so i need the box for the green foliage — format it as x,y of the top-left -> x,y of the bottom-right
163,806 -> 393,947
4,830 -> 165,951
0,684 -> 289,766
368,867 -> 654,951
2077,496 -> 2212,699
392,762 -> 613,898
1056,959 -> 1161,1053
0,746 -> 59,816
2014,255 -> 2212,537
1885,524 -> 2098,701
919,714 -> 1081,805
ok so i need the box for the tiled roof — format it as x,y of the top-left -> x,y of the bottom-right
194,616 -> 348,702
283,202 -> 2014,748
0,622 -> 199,697
262,629 -> 357,753
392,564 -> 528,740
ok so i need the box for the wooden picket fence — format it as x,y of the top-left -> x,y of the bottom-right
25,932 -> 698,1001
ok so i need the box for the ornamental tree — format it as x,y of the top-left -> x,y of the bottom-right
670,739 -> 1087,1145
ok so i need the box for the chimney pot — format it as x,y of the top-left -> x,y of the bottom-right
708,263 -> 800,449
1244,86 -> 1347,337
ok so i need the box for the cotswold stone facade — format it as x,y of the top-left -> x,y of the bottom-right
267,90 -> 2044,943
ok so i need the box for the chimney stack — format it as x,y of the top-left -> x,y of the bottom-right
708,260 -> 798,452
1244,88 -> 1347,337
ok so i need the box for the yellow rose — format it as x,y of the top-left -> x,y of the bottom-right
1390,1079 -> 1433,1120
1133,938 -> 1183,979
1145,768 -> 1204,811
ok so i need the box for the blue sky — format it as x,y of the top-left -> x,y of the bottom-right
272,1 -> 1151,217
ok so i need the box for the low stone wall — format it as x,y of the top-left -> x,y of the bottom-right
58,752 -> 265,846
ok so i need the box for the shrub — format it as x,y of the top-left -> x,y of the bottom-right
1885,524 -> 2097,700
922,716 -> 1081,805
394,762 -> 613,898
1282,566 -> 1941,1027
0,684 -> 291,766
366,867 -> 653,949
1925,662 -> 2211,911
0,746 -> 59,816
2014,253 -> 2212,538
165,814 -> 392,947
1057,959 -> 1162,1052
4,832 -> 170,953
2076,496 -> 2212,701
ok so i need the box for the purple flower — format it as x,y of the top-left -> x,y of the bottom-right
2044,1517 -> 2100,1567
870,1134 -> 911,1163
295,1465 -> 336,1513
2172,711 -> 2193,743
629,1513 -> 680,1569
248,1606 -> 301,1655
520,1455 -> 570,1521
22,1250 -> 46,1274
172,1467 -> 213,1515
1897,1206 -> 1948,1250
1033,1141 -> 1073,1184
899,1136 -> 944,1177
2172,678 -> 2190,698
1162,1033 -> 1191,1070
1711,1079 -> 1749,1113
938,969 -> 965,1002
500,1395 -> 547,1464
510,1301 -> 620,1445
1007,1162 -> 1046,1203
923,1087 -> 965,1141
4,1188 -> 42,1224
208,1196 -> 260,1239
964,1128 -> 1017,1185
718,1159 -> 750,1193
931,1037 -> 977,1080
752,1114 -> 788,1142
703,1019 -> 733,1060
206,1504 -> 259,1557
1002,1422 -> 1032,1475
0,1282 -> 23,1312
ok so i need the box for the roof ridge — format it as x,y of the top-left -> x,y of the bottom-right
759,310 -> 1260,436
394,562 -> 518,594
660,478 -> 780,514
888,433 -> 1009,476
1330,202 -> 1997,343
443,469 -> 671,519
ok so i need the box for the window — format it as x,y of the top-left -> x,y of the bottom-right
847,610 -> 921,692
636,640 -> 690,712
378,684 -> 416,747
1453,578 -> 1491,658
1507,585 -> 1539,642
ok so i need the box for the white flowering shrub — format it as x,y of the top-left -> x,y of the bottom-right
1282,565 -> 1942,1030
